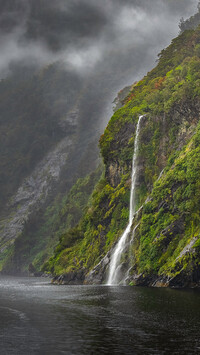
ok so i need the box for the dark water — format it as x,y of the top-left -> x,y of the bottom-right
0,277 -> 200,354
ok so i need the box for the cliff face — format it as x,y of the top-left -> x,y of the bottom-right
45,24 -> 200,288
0,63 -> 103,274
129,118 -> 200,288
2,3 -> 200,278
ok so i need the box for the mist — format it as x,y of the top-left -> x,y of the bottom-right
0,0 -> 198,173
0,3 -> 200,352
0,0 -> 198,77
0,0 -> 197,167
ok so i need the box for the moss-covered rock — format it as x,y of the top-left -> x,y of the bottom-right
44,23 -> 200,288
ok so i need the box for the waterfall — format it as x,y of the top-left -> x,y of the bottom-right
107,115 -> 143,285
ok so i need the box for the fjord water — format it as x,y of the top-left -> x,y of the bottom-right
0,276 -> 200,354
107,115 -> 143,285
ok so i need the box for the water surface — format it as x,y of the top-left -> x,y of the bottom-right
0,276 -> 200,354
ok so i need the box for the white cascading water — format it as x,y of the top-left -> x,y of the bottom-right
107,115 -> 143,285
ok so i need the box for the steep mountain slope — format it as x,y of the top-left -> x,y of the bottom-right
44,23 -> 200,288
0,64 -> 76,209
1,2 -> 200,278
0,63 -> 106,274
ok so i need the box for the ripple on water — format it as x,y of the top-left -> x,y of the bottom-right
0,277 -> 200,354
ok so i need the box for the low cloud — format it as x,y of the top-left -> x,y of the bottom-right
0,0 -> 198,79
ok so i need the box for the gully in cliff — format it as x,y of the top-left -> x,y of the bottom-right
107,115 -> 144,285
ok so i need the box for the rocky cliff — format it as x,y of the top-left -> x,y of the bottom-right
0,63 -> 104,274
44,22 -> 200,288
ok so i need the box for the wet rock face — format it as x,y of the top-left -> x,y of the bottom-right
104,121 -> 135,187
169,100 -> 200,147
129,266 -> 200,289
0,136 -> 73,253
0,104 -> 80,259
106,162 -> 124,188
93,101 -> 200,288
154,219 -> 185,248
85,252 -> 111,284
52,270 -> 85,285
129,232 -> 200,289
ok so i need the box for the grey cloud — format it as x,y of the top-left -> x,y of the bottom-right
0,0 -> 198,141
23,0 -> 108,51
0,0 -> 198,77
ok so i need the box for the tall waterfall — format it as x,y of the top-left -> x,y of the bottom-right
107,115 -> 143,285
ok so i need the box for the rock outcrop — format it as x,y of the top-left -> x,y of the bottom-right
0,136 -> 73,252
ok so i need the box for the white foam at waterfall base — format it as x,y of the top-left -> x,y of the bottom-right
106,115 -> 143,285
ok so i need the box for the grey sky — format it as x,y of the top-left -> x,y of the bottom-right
0,0 -> 198,132
0,0 -> 197,76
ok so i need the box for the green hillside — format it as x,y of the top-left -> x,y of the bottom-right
43,23 -> 200,287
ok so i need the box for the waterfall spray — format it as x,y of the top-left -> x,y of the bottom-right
107,115 -> 143,285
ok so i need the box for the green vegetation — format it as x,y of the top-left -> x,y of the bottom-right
179,1 -> 200,33
2,166 -> 102,274
132,124 -> 200,280
43,23 -> 200,285
43,172 -> 130,275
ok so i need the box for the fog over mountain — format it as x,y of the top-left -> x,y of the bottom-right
1,3 -> 200,352
0,0 -> 198,128
0,0 -> 199,275
0,0 -> 198,80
